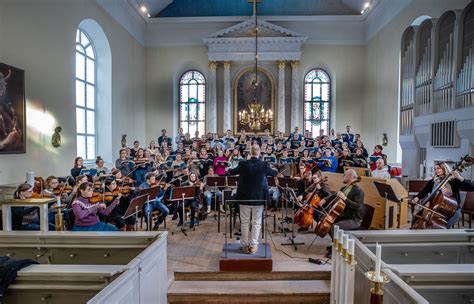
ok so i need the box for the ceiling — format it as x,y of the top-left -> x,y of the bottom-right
130,0 -> 372,18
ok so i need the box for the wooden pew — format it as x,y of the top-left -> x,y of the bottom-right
322,172 -> 409,230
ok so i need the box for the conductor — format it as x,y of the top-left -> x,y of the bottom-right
229,144 -> 278,254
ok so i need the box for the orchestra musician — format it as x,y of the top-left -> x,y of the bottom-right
103,178 -> 136,231
138,172 -> 169,230
318,169 -> 364,258
12,183 -> 56,231
412,162 -> 474,228
71,182 -> 119,231
229,144 -> 278,255
296,170 -> 331,231
178,172 -> 201,228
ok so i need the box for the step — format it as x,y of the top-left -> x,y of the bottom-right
168,280 -> 330,304
174,270 -> 331,281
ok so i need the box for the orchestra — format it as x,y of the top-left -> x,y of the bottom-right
9,127 -> 472,244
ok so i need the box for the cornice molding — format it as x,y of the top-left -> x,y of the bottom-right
97,0 -> 413,47
95,0 -> 146,45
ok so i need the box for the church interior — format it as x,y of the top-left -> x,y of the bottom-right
0,0 -> 473,303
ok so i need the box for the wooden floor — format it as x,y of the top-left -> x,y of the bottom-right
163,210 -> 331,283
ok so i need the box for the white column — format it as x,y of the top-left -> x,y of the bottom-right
207,61 -> 217,133
290,61 -> 300,131
223,61 -> 232,133
277,61 -> 286,133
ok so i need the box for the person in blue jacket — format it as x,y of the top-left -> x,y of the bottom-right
318,147 -> 338,172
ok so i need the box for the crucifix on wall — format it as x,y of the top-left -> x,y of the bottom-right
247,0 -> 262,15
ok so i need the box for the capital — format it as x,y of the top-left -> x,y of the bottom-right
278,61 -> 286,70
223,61 -> 231,70
209,61 -> 217,70
291,61 -> 300,69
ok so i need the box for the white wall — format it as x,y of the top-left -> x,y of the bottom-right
145,43 -> 365,141
362,0 -> 471,164
0,0 -> 145,185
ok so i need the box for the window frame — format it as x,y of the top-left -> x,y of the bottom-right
178,70 -> 206,136
303,68 -> 331,137
75,28 -> 97,161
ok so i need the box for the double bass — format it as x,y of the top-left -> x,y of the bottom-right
411,155 -> 472,229
314,177 -> 361,238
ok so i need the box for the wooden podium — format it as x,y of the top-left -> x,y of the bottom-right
219,243 -> 272,272
322,172 -> 409,230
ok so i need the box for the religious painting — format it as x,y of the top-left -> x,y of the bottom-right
234,67 -> 274,135
0,63 -> 26,153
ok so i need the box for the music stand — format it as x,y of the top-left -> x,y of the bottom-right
281,187 -> 305,249
207,176 -> 227,232
374,181 -> 401,203
170,186 -> 196,236
222,190 -> 238,238
226,176 -> 238,188
267,176 -> 277,187
137,186 -> 161,230
122,194 -> 148,231
374,181 -> 401,229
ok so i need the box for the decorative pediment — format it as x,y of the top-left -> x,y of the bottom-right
207,19 -> 303,39
203,19 -> 307,62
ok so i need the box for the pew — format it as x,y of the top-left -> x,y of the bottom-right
0,231 -> 168,304
322,172 -> 409,229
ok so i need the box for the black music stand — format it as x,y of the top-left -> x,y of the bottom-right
277,177 -> 304,249
374,181 -> 401,203
223,189 -> 238,238
170,186 -> 196,236
123,194 -> 148,231
374,181 -> 401,229
137,186 -> 162,230
226,176 -> 238,188
267,176 -> 277,187
207,176 -> 227,232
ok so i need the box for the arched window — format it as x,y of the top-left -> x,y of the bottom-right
303,69 -> 331,136
75,28 -> 96,161
179,70 -> 206,136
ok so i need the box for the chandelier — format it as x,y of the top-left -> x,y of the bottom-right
238,0 -> 273,131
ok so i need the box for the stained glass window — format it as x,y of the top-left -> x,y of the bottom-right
179,70 -> 206,136
303,69 -> 331,136
76,28 -> 96,161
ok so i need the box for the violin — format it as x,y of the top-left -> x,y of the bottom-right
314,176 -> 361,238
411,155 -> 472,229
116,177 -> 135,186
294,176 -> 328,229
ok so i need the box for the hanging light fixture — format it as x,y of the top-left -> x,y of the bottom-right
238,0 -> 273,132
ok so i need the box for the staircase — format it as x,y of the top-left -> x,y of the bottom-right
168,269 -> 331,304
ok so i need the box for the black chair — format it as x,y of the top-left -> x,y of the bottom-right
358,204 -> 375,230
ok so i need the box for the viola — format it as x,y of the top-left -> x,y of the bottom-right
314,176 -> 361,238
411,155 -> 472,229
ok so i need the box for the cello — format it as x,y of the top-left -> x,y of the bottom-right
294,176 -> 328,228
411,155 -> 472,229
314,176 -> 361,238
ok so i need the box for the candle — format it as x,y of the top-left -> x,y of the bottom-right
343,234 -> 349,250
338,229 -> 344,243
348,239 -> 355,256
333,225 -> 339,240
375,243 -> 382,282
57,196 -> 61,207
